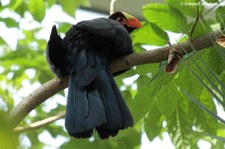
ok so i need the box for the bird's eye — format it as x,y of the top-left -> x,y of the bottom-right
117,17 -> 124,22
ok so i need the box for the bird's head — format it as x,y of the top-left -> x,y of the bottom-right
109,11 -> 142,33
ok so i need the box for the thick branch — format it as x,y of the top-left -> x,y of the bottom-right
8,29 -> 223,129
14,113 -> 65,132
8,77 -> 68,128
110,29 -> 223,72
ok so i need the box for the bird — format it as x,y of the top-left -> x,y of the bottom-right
46,11 -> 142,139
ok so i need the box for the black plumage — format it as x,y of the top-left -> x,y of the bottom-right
46,12 -> 139,139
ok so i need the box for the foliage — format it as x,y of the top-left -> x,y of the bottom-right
0,111 -> 18,149
0,0 -> 224,149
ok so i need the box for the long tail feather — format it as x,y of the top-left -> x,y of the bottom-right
65,49 -> 133,139
94,55 -> 133,138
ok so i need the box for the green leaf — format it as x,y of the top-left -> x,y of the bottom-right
9,0 -> 23,10
176,62 -> 203,99
181,19 -> 213,38
181,87 -> 225,125
0,112 -> 18,149
61,128 -> 141,149
47,0 -> 57,7
132,70 -> 173,122
0,18 -> 18,28
0,88 -> 14,111
167,96 -> 193,149
121,90 -> 134,114
14,1 -> 27,18
216,6 -> 225,32
132,22 -> 169,46
58,0 -> 88,17
222,72 -> 225,98
28,0 -> 46,22
212,140 -> 225,149
205,0 -> 218,2
132,44 -> 146,53
144,102 -> 163,141
191,88 -> 217,135
0,37 -> 6,45
143,3 -> 187,33
156,84 -> 179,118
134,63 -> 159,75
114,69 -> 136,87
136,75 -> 151,90
58,22 -> 72,33
131,86 -> 156,122
58,0 -> 75,17
167,0 -> 204,17
25,131 -> 45,149
203,46 -> 225,76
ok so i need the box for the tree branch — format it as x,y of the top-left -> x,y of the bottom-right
8,77 -> 68,128
14,113 -> 65,132
110,29 -> 223,72
8,29 -> 224,129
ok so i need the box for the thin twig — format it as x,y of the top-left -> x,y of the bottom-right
14,113 -> 65,132
189,0 -> 199,39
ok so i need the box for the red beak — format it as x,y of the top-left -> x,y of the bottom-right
126,17 -> 142,29
122,12 -> 142,29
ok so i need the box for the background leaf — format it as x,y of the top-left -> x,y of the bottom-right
0,112 -> 18,149
144,103 -> 163,141
0,18 -> 18,27
28,0 -> 46,22
143,3 -> 187,33
132,22 -> 169,46
58,0 -> 89,17
156,84 -> 179,118
167,0 -> 204,17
